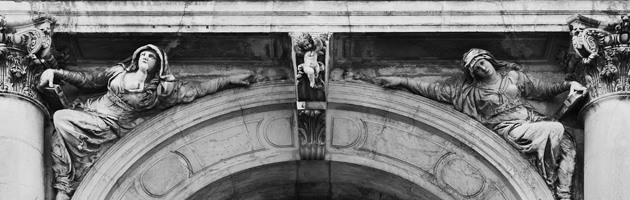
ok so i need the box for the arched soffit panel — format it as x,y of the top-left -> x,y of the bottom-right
326,82 -> 553,200
73,82 -> 552,200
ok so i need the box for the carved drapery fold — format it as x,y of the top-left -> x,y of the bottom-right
0,16 -> 56,112
568,14 -> 630,98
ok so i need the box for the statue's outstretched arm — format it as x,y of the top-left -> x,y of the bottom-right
158,73 -> 252,107
38,65 -> 123,90
375,76 -> 456,104
515,71 -> 573,100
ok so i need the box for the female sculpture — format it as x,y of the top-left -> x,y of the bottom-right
376,48 -> 584,200
38,44 -> 252,200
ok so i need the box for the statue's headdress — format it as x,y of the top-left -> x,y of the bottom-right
461,48 -> 499,82
124,44 -> 176,95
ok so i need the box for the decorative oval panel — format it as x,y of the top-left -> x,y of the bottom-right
330,116 -> 362,148
263,116 -> 294,148
140,154 -> 190,197
435,153 -> 486,198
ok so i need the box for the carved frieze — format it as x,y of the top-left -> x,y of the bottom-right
0,16 -> 56,105
568,14 -> 630,98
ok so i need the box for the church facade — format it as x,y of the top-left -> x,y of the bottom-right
1,1 -> 629,200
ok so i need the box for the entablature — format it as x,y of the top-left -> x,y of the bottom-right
2,1 -> 629,33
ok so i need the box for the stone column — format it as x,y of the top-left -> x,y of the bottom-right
568,14 -> 630,199
0,16 -> 55,200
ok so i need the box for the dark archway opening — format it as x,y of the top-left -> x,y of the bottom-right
187,161 -> 441,200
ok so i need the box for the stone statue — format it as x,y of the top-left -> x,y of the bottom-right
375,48 -> 585,200
38,44 -> 253,200
294,32 -> 326,89
298,50 -> 325,88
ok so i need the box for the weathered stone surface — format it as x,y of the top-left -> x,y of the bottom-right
140,154 -> 189,197
264,116 -> 295,148
581,94 -> 630,199
330,116 -> 362,148
72,83 -> 298,199
71,82 -> 554,200
327,82 -> 552,200
435,154 -> 485,197
3,1 -> 629,33
0,96 -> 46,200
0,1 -> 603,199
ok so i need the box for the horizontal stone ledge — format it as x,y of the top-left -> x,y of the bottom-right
2,1 -> 628,33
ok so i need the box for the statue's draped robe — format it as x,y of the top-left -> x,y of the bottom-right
404,70 -> 574,190
51,65 -> 231,194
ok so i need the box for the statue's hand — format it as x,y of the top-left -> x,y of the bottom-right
227,73 -> 253,86
569,81 -> 587,94
37,69 -> 55,89
375,77 -> 405,88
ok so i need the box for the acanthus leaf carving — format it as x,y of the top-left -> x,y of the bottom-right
298,109 -> 326,160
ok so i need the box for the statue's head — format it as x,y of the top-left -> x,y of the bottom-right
137,49 -> 159,74
296,33 -> 315,52
128,44 -> 175,82
461,48 -> 500,82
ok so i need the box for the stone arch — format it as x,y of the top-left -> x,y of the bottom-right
73,82 -> 553,200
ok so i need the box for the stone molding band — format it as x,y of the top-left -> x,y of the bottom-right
3,1 -> 629,33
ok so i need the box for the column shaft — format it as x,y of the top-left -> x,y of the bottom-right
581,93 -> 630,199
0,94 -> 46,200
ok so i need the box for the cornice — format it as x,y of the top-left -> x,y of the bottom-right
2,1 -> 628,33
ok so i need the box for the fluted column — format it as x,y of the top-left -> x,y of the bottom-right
568,14 -> 630,199
0,16 -> 55,200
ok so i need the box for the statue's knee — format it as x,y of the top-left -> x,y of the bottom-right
53,110 -> 76,128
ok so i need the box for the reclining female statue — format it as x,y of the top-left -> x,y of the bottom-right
376,48 -> 585,200
38,44 -> 252,200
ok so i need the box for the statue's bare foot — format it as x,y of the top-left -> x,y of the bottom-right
56,192 -> 71,200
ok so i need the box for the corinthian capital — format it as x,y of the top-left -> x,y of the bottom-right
0,15 -> 56,109
567,14 -> 630,98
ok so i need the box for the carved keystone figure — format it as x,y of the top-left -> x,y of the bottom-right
38,44 -> 253,200
376,48 -> 585,200
299,50 -> 325,88
294,32 -> 326,89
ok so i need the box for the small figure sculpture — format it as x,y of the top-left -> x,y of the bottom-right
298,50 -> 325,88
38,44 -> 252,200
294,33 -> 326,89
376,48 -> 585,200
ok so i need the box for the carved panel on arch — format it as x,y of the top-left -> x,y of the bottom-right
110,109 -> 298,199
262,116 -> 295,148
330,116 -> 365,149
325,109 -> 519,200
139,153 -> 191,198
359,119 -> 451,171
172,119 -> 265,174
